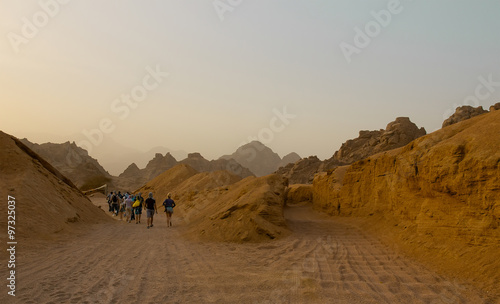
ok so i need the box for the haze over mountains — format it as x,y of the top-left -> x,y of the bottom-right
20,103 -> 500,193
20,137 -> 300,192
67,134 -> 188,176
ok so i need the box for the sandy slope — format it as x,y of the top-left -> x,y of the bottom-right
3,198 -> 491,304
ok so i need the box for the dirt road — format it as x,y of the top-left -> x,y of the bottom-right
7,200 -> 490,304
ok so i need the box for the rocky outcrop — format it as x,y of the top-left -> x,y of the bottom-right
180,153 -> 211,172
329,117 -> 426,165
275,156 -> 325,184
20,139 -> 112,190
285,184 -> 313,206
442,105 -> 488,128
277,117 -> 426,184
119,163 -> 141,178
313,110 -> 500,294
143,152 -> 178,180
489,102 -> 500,112
221,141 -> 299,177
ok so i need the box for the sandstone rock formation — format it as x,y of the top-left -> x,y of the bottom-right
313,110 -> 500,294
275,156 -> 325,184
489,102 -> 500,112
442,105 -> 488,128
20,139 -> 112,190
329,117 -> 426,166
285,184 -> 313,206
0,132 -> 111,243
277,117 -> 426,184
221,141 -> 299,177
142,152 -> 178,181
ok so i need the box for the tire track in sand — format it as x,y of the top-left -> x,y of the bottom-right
12,202 -> 490,304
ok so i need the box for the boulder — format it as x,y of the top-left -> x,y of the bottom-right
442,105 -> 487,128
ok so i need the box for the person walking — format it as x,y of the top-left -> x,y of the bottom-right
145,192 -> 157,229
124,195 -> 134,223
107,192 -> 113,212
162,193 -> 176,227
133,192 -> 144,224
111,192 -> 120,216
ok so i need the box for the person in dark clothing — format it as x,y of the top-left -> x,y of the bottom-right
144,192 -> 157,229
111,192 -> 120,216
162,193 -> 176,227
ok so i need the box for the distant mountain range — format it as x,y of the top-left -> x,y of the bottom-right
15,103 -> 500,192
20,137 -> 301,192
68,134 -> 188,176
117,152 -> 255,191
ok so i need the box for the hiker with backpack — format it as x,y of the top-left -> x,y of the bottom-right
162,193 -> 176,227
133,193 -> 144,224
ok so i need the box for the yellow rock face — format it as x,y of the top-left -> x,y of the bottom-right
312,110 -> 500,293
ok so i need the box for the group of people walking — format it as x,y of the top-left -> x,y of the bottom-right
107,191 -> 176,229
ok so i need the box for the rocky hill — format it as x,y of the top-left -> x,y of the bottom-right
20,139 -> 113,190
277,117 -> 426,184
0,131 -> 111,244
180,153 -> 254,178
442,105 -> 488,128
327,117 -> 426,166
116,152 -> 254,191
279,152 -> 301,168
221,141 -> 300,177
312,110 -> 500,294
275,156 -> 325,184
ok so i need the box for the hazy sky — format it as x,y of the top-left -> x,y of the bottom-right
1,0 -> 499,164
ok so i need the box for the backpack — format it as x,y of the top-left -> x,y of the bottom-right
132,199 -> 141,208
112,195 -> 118,203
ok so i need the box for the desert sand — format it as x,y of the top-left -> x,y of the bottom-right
2,196 -> 490,304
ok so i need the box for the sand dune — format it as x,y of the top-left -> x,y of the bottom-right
0,131 -> 110,248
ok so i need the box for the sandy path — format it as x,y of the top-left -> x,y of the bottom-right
7,200 -> 490,304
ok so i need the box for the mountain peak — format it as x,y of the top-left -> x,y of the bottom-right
222,142 -> 298,177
